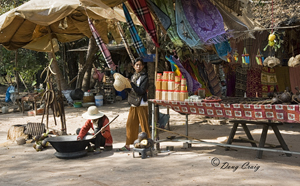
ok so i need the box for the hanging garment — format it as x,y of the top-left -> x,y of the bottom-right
246,68 -> 262,98
123,3 -> 147,57
152,0 -> 183,47
274,66 -> 291,93
181,0 -> 228,45
261,67 -> 278,98
88,18 -> 116,71
223,63 -> 237,97
197,61 -> 212,96
235,66 -> 247,97
175,0 -> 204,49
166,55 -> 201,93
148,0 -> 171,31
116,22 -> 135,64
127,0 -> 159,47
203,60 -> 222,97
289,65 -> 300,94
214,40 -> 232,61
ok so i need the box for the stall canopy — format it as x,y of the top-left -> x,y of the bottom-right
0,0 -> 140,52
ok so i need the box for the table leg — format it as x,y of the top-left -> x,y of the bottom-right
151,102 -> 155,140
185,114 -> 188,139
271,125 -> 292,157
256,124 -> 269,159
226,123 -> 239,151
241,124 -> 257,147
22,100 -> 24,114
167,107 -> 170,130
34,100 -> 37,116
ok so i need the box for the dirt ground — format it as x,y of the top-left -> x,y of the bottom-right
1,85 -> 300,186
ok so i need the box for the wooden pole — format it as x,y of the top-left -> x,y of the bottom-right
15,50 -> 19,94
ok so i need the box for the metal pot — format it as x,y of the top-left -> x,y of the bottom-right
279,90 -> 292,103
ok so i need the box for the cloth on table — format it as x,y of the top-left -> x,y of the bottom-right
88,18 -> 116,71
274,66 -> 291,93
261,67 -> 278,98
235,66 -> 248,97
289,65 -> 300,94
123,3 -> 147,57
127,0 -> 159,47
246,68 -> 262,98
181,0 -> 228,44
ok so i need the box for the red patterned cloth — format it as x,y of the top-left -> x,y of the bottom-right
150,99 -> 300,123
127,0 -> 159,47
246,68 -> 262,97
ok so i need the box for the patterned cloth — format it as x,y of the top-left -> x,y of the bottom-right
153,0 -> 183,47
175,0 -> 204,49
123,3 -> 147,57
116,22 -> 135,64
246,68 -> 262,98
261,67 -> 278,98
214,40 -> 231,61
235,66 -> 247,97
181,0 -> 227,44
150,99 -> 300,123
166,56 -> 201,93
148,0 -> 171,30
127,0 -> 159,47
223,63 -> 237,97
203,60 -> 222,97
88,18 -> 116,71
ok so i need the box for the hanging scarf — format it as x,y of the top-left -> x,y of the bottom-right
153,0 -> 183,47
127,0 -> 159,47
148,0 -> 171,31
88,18 -> 116,71
123,3 -> 147,57
214,40 -> 232,61
175,0 -> 204,49
116,22 -> 136,64
181,0 -> 228,45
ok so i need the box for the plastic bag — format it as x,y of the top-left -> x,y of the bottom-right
5,86 -> 14,102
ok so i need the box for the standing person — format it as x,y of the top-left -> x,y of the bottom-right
117,58 -> 150,151
77,106 -> 113,154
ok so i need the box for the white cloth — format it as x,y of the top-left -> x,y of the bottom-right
131,77 -> 148,107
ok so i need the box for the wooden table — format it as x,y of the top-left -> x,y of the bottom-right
20,93 -> 43,116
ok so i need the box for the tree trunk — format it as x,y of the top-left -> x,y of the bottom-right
76,37 -> 98,89
82,65 -> 93,91
48,53 -> 69,91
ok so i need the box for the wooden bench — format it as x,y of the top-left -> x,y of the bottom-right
226,120 -> 292,159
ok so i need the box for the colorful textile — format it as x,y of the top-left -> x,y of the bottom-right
166,55 -> 182,78
127,0 -> 159,47
148,0 -> 171,30
150,99 -> 300,123
123,3 -> 147,57
261,67 -> 278,98
289,65 -> 300,94
116,22 -> 135,64
197,61 -> 212,96
153,0 -> 183,47
214,40 -> 232,61
203,60 -> 222,97
235,66 -> 247,97
274,66 -> 291,93
181,0 -> 227,44
88,18 -> 116,71
224,64 -> 237,97
166,55 -> 201,93
175,0 -> 204,49
246,68 -> 262,98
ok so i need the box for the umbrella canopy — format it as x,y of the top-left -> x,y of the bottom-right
0,0 -> 140,52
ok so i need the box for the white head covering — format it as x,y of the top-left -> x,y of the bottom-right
82,106 -> 104,120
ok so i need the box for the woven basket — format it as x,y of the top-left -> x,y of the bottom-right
24,123 -> 45,137
113,73 -> 132,91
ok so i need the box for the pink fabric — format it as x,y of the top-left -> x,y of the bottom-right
289,65 -> 300,94
150,99 -> 300,123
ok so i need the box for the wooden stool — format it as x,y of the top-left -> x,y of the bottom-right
226,120 -> 292,159
21,93 -> 42,116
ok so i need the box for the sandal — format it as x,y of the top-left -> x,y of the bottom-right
116,146 -> 130,152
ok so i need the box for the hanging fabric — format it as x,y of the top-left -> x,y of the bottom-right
214,40 -> 232,61
233,50 -> 239,63
152,0 -> 184,47
122,3 -> 147,57
165,55 -> 182,78
148,0 -> 171,31
127,0 -> 159,47
116,22 -> 136,65
181,0 -> 229,45
88,18 -> 116,71
175,0 -> 204,49
166,55 -> 201,93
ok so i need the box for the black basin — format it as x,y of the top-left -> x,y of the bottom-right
47,135 -> 93,159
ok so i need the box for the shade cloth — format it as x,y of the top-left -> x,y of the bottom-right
123,3 -> 147,57
89,18 -> 116,71
127,0 -> 159,47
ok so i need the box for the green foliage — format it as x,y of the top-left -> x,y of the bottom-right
0,0 -> 29,15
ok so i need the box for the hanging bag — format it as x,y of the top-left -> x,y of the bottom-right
242,47 -> 250,64
255,49 -> 263,65
233,50 -> 239,63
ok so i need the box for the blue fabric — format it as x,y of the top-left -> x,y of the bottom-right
5,86 -> 13,102
123,3 -> 147,57
148,0 -> 171,30
214,40 -> 232,61
158,112 -> 170,128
